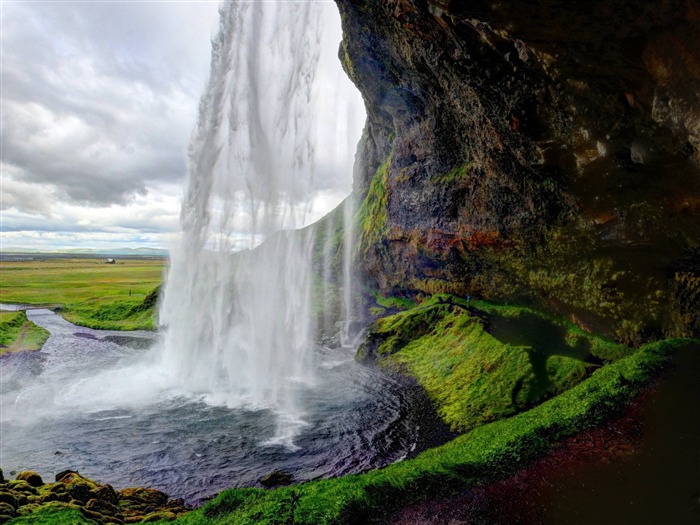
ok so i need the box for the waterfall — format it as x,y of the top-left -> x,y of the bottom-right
157,0 -> 364,439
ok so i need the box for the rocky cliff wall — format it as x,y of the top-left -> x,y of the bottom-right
335,0 -> 700,343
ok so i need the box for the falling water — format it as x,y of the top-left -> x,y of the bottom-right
157,1 -> 363,439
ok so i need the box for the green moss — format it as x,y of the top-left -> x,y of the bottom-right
374,294 -> 417,311
7,503 -> 90,524
430,159 -> 474,184
358,295 -> 631,431
355,157 -> 391,256
166,337 -> 690,525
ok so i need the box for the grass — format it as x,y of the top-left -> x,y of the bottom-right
5,287 -> 691,524
357,294 -> 632,432
0,258 -> 164,330
158,337 -> 689,525
0,311 -> 50,354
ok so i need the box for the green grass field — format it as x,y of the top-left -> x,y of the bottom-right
0,258 -> 165,330
0,311 -> 50,354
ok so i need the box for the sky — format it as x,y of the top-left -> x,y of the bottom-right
1,0 -> 364,252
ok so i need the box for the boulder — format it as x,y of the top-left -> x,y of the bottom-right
259,469 -> 293,487
0,492 -> 17,510
0,503 -> 15,517
7,480 -> 37,495
117,487 -> 168,508
15,471 -> 43,487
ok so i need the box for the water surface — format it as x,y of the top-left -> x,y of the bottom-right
1,309 -> 435,504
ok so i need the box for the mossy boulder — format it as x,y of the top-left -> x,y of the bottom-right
15,471 -> 43,488
117,487 -> 168,508
0,492 -> 17,510
0,470 -> 190,524
7,481 -> 37,495
259,470 -> 293,488
140,510 -> 177,522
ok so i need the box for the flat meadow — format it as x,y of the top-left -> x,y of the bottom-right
0,257 -> 165,330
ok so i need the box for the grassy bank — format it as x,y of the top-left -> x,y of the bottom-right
358,295 -> 631,432
8,338 -> 691,525
0,258 -> 164,330
0,311 -> 50,354
165,338 -> 689,525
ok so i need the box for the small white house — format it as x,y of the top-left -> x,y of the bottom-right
105,258 -> 116,264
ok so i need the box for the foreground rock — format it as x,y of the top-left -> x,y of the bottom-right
0,468 -> 190,524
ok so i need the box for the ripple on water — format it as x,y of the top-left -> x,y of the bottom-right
0,309 -> 448,504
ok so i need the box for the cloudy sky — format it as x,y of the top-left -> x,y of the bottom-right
1,0 -> 363,251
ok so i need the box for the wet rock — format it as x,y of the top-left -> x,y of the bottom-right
260,469 -> 293,487
86,497 -> 122,517
0,503 -> 15,517
68,482 -> 96,504
49,482 -> 68,494
0,468 -> 4,484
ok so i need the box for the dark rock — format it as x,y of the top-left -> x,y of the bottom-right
95,484 -> 119,506
0,493 -> 17,510
117,487 -> 168,508
15,471 -> 43,487
335,0 -> 700,341
86,497 -> 122,518
68,483 -> 96,504
259,470 -> 293,488
55,469 -> 79,483
7,480 -> 37,495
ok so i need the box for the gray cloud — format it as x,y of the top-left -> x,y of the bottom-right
1,1 -> 219,208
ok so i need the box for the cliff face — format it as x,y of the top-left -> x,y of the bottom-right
335,0 -> 700,342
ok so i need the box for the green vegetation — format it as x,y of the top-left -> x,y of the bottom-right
355,157 -> 391,255
430,160 -> 474,184
5,505 -> 91,525
154,337 -> 688,525
357,294 -> 631,431
0,258 -> 164,330
0,311 -> 50,354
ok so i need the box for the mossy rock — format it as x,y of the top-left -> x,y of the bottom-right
259,470 -> 293,488
7,481 -> 37,495
117,487 -> 168,507
0,492 -> 17,510
15,472 -> 43,488
0,503 -> 15,517
140,510 -> 176,522
55,471 -> 99,489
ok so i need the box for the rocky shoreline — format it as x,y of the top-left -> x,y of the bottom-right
0,469 -> 190,524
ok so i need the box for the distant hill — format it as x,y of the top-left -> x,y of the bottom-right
2,247 -> 169,257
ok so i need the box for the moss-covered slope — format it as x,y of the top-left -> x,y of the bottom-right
357,295 -> 630,432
